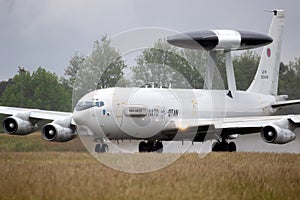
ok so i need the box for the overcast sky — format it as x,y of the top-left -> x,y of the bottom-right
0,0 -> 299,81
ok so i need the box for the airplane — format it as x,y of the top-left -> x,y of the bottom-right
1,9 -> 300,153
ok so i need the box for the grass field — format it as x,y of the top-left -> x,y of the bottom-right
0,152 -> 300,200
0,133 -> 300,200
0,132 -> 86,152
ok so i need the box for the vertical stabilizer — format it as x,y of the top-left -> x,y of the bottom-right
247,10 -> 285,95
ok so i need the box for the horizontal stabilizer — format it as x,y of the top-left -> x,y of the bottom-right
271,99 -> 300,108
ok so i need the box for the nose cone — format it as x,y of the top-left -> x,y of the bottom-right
167,31 -> 218,50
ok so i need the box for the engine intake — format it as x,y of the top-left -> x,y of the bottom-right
3,117 -> 37,135
42,123 -> 76,142
261,125 -> 296,144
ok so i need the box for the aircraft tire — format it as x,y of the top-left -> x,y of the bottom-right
139,141 -> 147,152
228,142 -> 237,152
101,144 -> 109,153
155,141 -> 163,153
147,141 -> 154,152
95,144 -> 101,153
212,142 -> 220,151
212,141 -> 236,152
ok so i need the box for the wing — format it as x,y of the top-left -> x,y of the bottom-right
167,115 -> 300,130
0,106 -> 76,142
218,115 -> 300,129
0,106 -> 72,121
271,99 -> 300,108
164,115 -> 300,144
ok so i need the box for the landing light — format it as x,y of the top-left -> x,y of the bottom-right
178,123 -> 188,131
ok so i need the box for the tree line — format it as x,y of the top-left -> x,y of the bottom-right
0,36 -> 300,113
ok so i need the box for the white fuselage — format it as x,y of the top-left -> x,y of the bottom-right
73,87 -> 277,140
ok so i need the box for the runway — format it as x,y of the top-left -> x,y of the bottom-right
80,129 -> 300,154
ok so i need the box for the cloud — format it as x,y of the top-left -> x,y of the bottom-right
0,0 -> 299,81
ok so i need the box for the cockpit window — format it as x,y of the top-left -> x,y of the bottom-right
95,101 -> 104,107
75,101 -> 105,111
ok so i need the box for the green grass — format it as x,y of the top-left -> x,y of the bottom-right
0,132 -> 86,152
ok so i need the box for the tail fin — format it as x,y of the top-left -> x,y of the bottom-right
247,10 -> 285,95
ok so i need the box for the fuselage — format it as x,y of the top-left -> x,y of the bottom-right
73,87 -> 278,140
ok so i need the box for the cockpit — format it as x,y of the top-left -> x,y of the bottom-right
75,100 -> 105,111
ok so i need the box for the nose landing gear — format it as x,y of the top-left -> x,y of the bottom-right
95,143 -> 109,153
94,138 -> 109,153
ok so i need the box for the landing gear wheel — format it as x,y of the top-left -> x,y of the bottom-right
147,141 -> 154,152
154,141 -> 163,153
228,142 -> 237,152
95,143 -> 109,153
95,144 -> 101,153
212,141 -> 237,152
138,141 -> 147,152
101,144 -> 109,153
138,141 -> 164,153
212,142 -> 220,151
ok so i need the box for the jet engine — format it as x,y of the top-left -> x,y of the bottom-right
261,125 -> 296,144
2,116 -> 38,135
42,123 -> 76,142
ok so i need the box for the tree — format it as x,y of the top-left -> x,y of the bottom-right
1,71 -> 32,108
276,58 -> 300,114
64,52 -> 85,88
233,50 -> 260,90
1,67 -> 72,111
131,39 -> 204,89
0,79 -> 13,101
70,36 -> 127,104
207,51 -> 226,90
278,58 -> 300,99
178,49 -> 207,88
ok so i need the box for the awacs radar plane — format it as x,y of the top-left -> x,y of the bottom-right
1,10 -> 300,153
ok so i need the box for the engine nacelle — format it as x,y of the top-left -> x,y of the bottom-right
2,116 -> 38,135
42,123 -> 76,142
261,125 -> 296,144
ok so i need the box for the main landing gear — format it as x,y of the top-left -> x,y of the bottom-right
138,141 -> 163,153
212,139 -> 237,152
